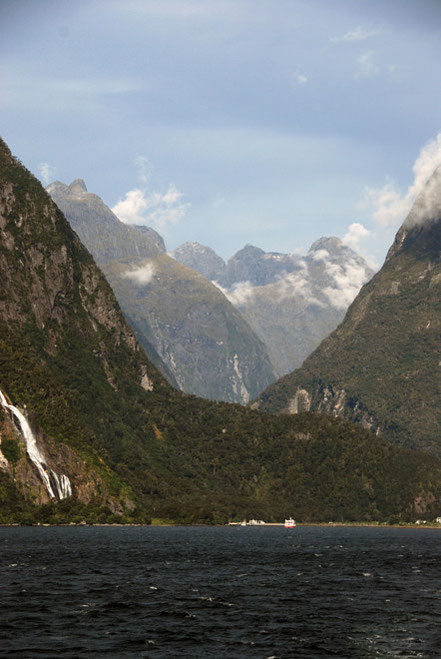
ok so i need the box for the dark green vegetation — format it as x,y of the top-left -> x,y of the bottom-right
2,138 -> 441,524
258,166 -> 441,456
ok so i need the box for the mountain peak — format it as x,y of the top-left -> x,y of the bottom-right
172,242 -> 226,281
309,237 -> 343,253
404,164 -> 441,230
67,179 -> 88,197
386,165 -> 441,262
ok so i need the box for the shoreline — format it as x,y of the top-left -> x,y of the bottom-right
1,521 -> 441,529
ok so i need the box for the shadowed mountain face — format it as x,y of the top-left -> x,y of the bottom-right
48,182 -> 277,403
257,165 -> 441,456
173,238 -> 374,377
3,137 -> 441,525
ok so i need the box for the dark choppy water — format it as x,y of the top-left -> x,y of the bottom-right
2,525 -> 441,657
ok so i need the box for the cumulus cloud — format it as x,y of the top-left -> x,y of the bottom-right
272,262 -> 325,307
322,258 -> 371,309
342,223 -> 378,270
342,222 -> 371,250
216,250 -> 372,313
330,26 -> 379,43
354,51 -> 379,79
112,182 -> 189,233
213,280 -> 255,307
122,261 -> 156,285
358,133 -> 441,228
310,248 -> 330,262
276,271 -> 315,301
38,162 -> 56,184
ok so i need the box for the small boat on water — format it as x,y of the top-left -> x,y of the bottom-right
284,518 -> 296,528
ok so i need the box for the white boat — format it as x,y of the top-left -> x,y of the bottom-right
284,518 -> 296,528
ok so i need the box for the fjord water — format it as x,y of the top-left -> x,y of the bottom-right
2,526 -> 441,657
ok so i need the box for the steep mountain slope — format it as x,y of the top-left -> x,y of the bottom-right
257,165 -> 441,456
173,239 -> 374,377
48,179 -> 166,262
49,182 -> 276,403
173,241 -> 226,281
0,140 -> 168,520
3,137 -> 441,525
103,254 -> 275,403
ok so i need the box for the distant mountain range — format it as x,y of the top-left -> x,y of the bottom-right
48,180 -> 276,403
49,180 -> 374,399
257,164 -> 441,456
173,238 -> 374,377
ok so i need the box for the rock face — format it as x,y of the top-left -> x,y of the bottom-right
173,238 -> 374,377
49,182 -> 277,403
257,165 -> 441,456
0,138 -> 165,518
172,241 -> 226,281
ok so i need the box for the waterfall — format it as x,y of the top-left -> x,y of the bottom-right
0,389 -> 72,500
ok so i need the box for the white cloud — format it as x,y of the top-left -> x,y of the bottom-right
112,188 -> 148,224
358,133 -> 441,228
213,280 -> 255,307
342,223 -> 378,270
112,182 -> 189,233
293,71 -> 308,84
357,181 -> 408,227
322,258 -> 371,309
354,51 -> 379,79
273,263 -> 325,307
330,26 -> 380,44
122,261 -> 156,285
311,248 -> 330,262
38,162 -> 56,184
342,222 -> 371,250
277,271 -> 314,301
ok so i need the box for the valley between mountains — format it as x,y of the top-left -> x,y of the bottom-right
2,136 -> 441,526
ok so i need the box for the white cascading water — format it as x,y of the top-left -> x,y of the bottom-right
0,389 -> 72,500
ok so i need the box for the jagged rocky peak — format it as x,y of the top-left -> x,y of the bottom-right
223,244 -> 300,288
68,178 -> 88,196
308,236 -> 367,265
172,241 -> 226,281
309,236 -> 344,254
47,179 -> 88,198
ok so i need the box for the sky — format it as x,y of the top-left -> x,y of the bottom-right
1,0 -> 441,267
